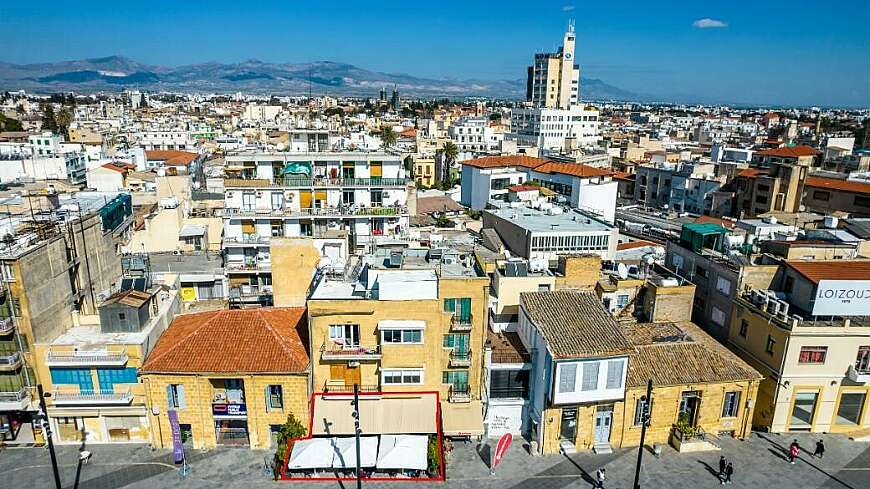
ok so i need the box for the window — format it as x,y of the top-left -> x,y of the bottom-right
442,370 -> 469,386
855,196 -> 870,209
695,265 -> 708,279
538,284 -> 551,292
722,391 -> 741,418
799,346 -> 827,364
329,324 -> 359,348
167,384 -> 186,409
118,312 -> 126,321
616,294 -> 630,308
605,360 -> 623,389
856,346 -> 870,373
765,335 -> 776,355
784,276 -> 795,293
442,334 -> 469,350
443,298 -> 472,323
836,392 -> 866,425
242,192 -> 255,211
370,189 -> 383,206
382,329 -> 422,344
489,370 -> 529,399
812,190 -> 831,202
581,362 -> 599,391
270,192 -> 284,210
558,364 -> 577,393
50,368 -> 94,393
382,369 -> 423,385
96,367 -> 137,393
266,385 -> 283,411
739,319 -> 749,338
0,262 -> 14,282
711,307 -> 726,327
716,277 -> 732,295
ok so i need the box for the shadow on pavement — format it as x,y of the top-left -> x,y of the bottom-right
756,433 -> 858,489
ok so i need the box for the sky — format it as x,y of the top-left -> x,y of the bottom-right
1,1 -> 868,107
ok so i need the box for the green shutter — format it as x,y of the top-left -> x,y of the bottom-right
443,298 -> 455,313
459,298 -> 471,321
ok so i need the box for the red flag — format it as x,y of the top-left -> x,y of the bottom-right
492,433 -> 513,470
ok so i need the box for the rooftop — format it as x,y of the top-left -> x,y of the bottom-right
756,146 -> 819,158
145,150 -> 198,166
141,307 -> 309,374
805,176 -> 870,195
460,155 -> 547,169
486,204 -> 614,234
520,290 -> 636,360
785,259 -> 870,285
487,330 -> 530,364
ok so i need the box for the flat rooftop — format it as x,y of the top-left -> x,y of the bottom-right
487,203 -> 614,234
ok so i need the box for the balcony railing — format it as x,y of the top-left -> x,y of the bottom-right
322,382 -> 381,394
321,345 -> 382,361
46,350 -> 128,367
490,351 -> 531,364
489,386 -> 529,400
283,177 -> 408,187
448,383 -> 471,403
450,314 -> 473,331
449,350 -> 472,368
0,388 -> 30,409
0,352 -> 23,371
224,205 -> 408,219
224,236 -> 272,246
847,364 -> 870,384
226,261 -> 272,272
0,317 -> 14,335
51,389 -> 134,405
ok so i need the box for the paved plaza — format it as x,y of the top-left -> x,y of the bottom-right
2,432 -> 869,488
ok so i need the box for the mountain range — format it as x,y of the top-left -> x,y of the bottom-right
0,56 -> 640,101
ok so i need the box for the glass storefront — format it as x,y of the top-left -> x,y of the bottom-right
836,392 -> 866,426
790,392 -> 818,430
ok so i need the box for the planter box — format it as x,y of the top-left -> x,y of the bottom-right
669,431 -> 720,453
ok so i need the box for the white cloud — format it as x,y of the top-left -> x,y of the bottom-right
562,5 -> 575,12
692,18 -> 728,29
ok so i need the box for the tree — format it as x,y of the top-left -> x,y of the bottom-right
273,413 -> 307,479
439,141 -> 459,183
55,108 -> 73,137
324,107 -> 344,118
40,104 -> 58,133
488,112 -> 502,122
379,126 -> 397,148
0,114 -> 23,132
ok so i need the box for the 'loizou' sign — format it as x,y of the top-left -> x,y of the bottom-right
812,280 -> 870,316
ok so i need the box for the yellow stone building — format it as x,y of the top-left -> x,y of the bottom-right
140,308 -> 310,450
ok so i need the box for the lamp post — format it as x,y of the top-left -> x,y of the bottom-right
352,383 -> 362,489
633,379 -> 653,489
37,384 -> 62,489
73,450 -> 92,489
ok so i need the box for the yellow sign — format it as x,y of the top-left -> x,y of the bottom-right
180,287 -> 197,302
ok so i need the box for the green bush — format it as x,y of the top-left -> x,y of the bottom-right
273,413 -> 308,478
427,434 -> 441,475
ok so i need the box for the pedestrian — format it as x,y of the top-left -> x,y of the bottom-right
788,439 -> 801,464
596,467 -> 606,488
813,439 -> 825,459
724,462 -> 733,484
718,455 -> 727,483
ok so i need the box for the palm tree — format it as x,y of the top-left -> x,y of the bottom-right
440,141 -> 459,184
380,126 -> 397,148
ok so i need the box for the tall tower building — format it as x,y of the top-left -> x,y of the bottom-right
526,21 -> 581,109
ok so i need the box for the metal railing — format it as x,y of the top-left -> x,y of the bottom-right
448,383 -> 471,402
451,314 -> 473,330
224,205 -> 408,219
46,350 -> 128,365
0,387 -> 29,403
282,177 -> 408,187
0,317 -> 14,335
322,382 -> 380,393
321,344 -> 382,360
224,236 -> 272,246
226,261 -> 272,272
449,350 -> 472,366
52,389 -> 134,404
0,352 -> 22,369
489,386 -> 529,399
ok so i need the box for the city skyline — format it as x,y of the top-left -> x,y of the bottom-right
1,1 -> 868,106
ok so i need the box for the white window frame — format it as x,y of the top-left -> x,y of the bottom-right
381,329 -> 423,345
329,324 -> 360,348
381,368 -> 424,385
716,276 -> 732,295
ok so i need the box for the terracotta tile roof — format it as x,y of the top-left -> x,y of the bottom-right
694,215 -> 735,229
145,150 -> 198,166
415,195 -> 463,215
100,161 -> 136,173
520,291 -> 636,359
533,162 -> 613,178
399,127 -> 417,138
487,330 -> 530,363
756,146 -> 819,158
625,322 -> 762,388
805,176 -> 870,195
460,155 -> 549,169
101,289 -> 152,308
617,240 -> 659,251
785,260 -> 870,285
737,168 -> 768,179
612,171 -> 635,182
509,185 -> 539,192
141,308 -> 309,373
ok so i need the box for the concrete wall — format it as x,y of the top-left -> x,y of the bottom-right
271,238 -> 321,308
555,255 -> 601,290
642,282 -> 695,323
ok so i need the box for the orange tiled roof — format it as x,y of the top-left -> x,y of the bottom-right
100,161 -> 136,173
756,146 -> 819,158
738,168 -> 768,179
141,308 -> 309,373
399,128 -> 417,138
805,176 -> 870,195
145,150 -> 198,166
533,162 -> 613,178
785,260 -> 870,285
509,185 -> 539,192
694,215 -> 735,229
616,240 -> 658,251
460,155 -> 549,169
611,171 -> 635,182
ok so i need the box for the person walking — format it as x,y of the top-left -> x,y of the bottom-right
595,467 -> 606,488
788,439 -> 801,464
718,455 -> 727,483
724,462 -> 734,484
813,439 -> 825,459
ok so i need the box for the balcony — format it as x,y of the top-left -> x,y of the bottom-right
0,317 -> 14,335
283,176 -> 408,187
226,261 -> 272,273
449,350 -> 472,368
847,364 -> 870,384
0,352 -> 23,371
51,389 -> 134,406
321,345 -> 382,362
224,236 -> 272,247
322,382 -> 381,394
224,205 -> 408,219
448,383 -> 471,403
46,350 -> 128,367
450,314 -> 473,332
0,388 -> 31,411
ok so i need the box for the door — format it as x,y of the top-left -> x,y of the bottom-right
559,408 -> 578,443
791,392 -> 818,430
370,161 -> 383,180
679,391 -> 701,426
299,191 -> 313,209
344,366 -> 361,387
594,407 -> 613,444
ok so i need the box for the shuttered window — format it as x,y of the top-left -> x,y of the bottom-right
606,360 -> 623,389
558,364 -> 576,393
582,362 -> 599,391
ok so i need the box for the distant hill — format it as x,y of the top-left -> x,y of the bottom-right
0,55 -> 641,101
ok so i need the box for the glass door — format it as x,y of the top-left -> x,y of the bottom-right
560,408 -> 578,443
790,392 -> 818,430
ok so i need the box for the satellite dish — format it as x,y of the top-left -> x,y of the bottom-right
276,142 -> 286,151
617,263 -> 629,280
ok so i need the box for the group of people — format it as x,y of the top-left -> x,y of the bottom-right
717,456 -> 735,484
788,439 -> 825,464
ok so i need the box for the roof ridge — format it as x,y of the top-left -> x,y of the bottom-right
257,308 -> 306,370
142,310 -> 219,370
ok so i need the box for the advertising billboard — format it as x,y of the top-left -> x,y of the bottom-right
812,280 -> 870,316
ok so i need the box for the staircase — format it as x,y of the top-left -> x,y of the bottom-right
559,440 -> 577,455
593,442 -> 613,454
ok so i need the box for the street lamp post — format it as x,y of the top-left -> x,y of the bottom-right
73,450 -> 92,489
352,383 -> 362,489
37,384 -> 62,489
633,379 -> 653,489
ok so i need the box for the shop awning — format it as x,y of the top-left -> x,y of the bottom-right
440,400 -> 484,437
331,436 -> 379,469
377,320 -> 426,331
288,438 -> 335,470
312,393 -> 438,435
376,435 -> 428,470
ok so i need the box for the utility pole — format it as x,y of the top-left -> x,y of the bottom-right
352,383 -> 362,489
37,384 -> 62,489
633,379 -> 653,489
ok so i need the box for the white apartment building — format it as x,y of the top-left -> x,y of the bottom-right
510,105 -> 601,151
448,118 -> 502,153
222,152 -> 413,304
134,128 -> 195,151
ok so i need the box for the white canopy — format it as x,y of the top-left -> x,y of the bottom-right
287,438 -> 335,469
377,320 -> 426,331
331,436 -> 379,469
376,435 -> 428,470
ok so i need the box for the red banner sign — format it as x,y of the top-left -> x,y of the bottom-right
492,433 -> 512,470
